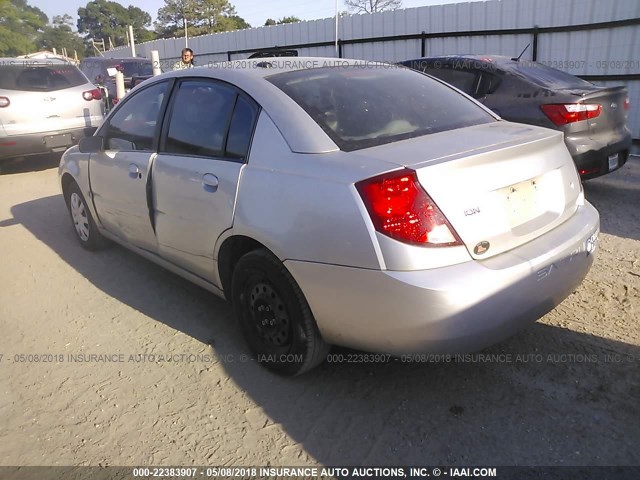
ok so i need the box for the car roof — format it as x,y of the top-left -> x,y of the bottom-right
181,56 -> 390,77
82,57 -> 151,63
403,55 -> 525,68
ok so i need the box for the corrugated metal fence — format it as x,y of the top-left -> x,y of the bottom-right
106,0 -> 640,139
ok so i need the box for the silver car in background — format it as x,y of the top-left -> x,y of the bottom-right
59,58 -> 600,375
0,58 -> 104,163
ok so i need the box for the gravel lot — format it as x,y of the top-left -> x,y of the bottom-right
0,154 -> 638,468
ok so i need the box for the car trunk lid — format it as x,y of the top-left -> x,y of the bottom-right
1,86 -> 98,135
576,85 -> 629,138
359,121 -> 582,260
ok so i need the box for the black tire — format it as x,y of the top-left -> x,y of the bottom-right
64,181 -> 109,250
231,249 -> 330,376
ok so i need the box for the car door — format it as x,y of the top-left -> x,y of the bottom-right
89,80 -> 171,251
152,78 -> 259,283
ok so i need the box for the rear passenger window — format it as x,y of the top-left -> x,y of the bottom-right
225,95 -> 259,161
164,80 -> 236,158
424,67 -> 477,95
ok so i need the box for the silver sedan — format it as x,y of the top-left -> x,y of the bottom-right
59,58 -> 599,375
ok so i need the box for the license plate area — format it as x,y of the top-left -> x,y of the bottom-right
44,133 -> 72,149
503,177 -> 543,228
608,153 -> 619,171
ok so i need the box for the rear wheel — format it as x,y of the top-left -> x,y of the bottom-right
231,249 -> 330,376
64,182 -> 108,250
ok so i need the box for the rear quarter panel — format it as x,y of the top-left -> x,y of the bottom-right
228,112 -> 389,270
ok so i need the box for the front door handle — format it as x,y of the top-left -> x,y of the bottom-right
202,173 -> 219,192
128,163 -> 142,179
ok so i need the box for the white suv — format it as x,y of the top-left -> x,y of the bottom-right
0,58 -> 104,163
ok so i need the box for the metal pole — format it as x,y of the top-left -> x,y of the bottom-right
151,50 -> 162,76
129,25 -> 136,57
184,12 -> 189,48
115,71 -> 126,101
335,0 -> 339,56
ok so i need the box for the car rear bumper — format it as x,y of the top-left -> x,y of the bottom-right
285,202 -> 599,354
0,127 -> 97,161
565,130 -> 632,180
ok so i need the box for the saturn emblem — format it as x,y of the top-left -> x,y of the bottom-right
474,241 -> 490,255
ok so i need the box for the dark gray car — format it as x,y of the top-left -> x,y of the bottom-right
79,57 -> 154,106
399,55 -> 631,180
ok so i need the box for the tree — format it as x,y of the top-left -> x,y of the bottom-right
155,0 -> 193,39
220,15 -> 250,31
38,15 -> 87,58
0,0 -> 48,56
264,16 -> 301,26
344,0 -> 402,14
155,0 -> 249,38
77,0 -> 153,48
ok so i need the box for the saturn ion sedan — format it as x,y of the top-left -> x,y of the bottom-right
59,58 -> 599,375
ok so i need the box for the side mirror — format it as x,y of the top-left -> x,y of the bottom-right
79,136 -> 104,153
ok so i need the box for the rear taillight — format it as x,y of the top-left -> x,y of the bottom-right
0,96 -> 9,108
82,88 -> 102,101
356,169 -> 462,247
624,97 -> 630,111
541,103 -> 602,126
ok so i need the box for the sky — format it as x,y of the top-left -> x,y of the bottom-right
30,0 -> 475,31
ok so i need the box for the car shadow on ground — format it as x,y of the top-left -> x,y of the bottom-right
0,153 -> 63,175
584,156 -> 640,242
5,193 -> 640,466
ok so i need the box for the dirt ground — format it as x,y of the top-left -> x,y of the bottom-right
0,154 -> 638,468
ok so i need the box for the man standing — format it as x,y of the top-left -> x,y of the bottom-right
173,48 -> 195,70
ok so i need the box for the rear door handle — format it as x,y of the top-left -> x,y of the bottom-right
128,163 -> 142,179
202,173 -> 219,192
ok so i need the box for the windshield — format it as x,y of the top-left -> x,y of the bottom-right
0,63 -> 87,92
267,65 -> 494,151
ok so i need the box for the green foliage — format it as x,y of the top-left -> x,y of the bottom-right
38,15 -> 87,58
264,16 -> 301,26
77,0 -> 153,47
0,0 -> 48,56
155,0 -> 249,39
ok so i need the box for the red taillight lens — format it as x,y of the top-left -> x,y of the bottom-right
541,103 -> 602,126
624,97 -> 630,111
0,96 -> 9,108
579,168 -> 600,176
356,169 -> 461,246
82,88 -> 102,101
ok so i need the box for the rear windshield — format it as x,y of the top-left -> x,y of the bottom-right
510,62 -> 594,89
267,65 -> 494,151
0,63 -> 87,92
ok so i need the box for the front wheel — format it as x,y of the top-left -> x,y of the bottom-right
64,181 -> 109,250
231,249 -> 330,376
